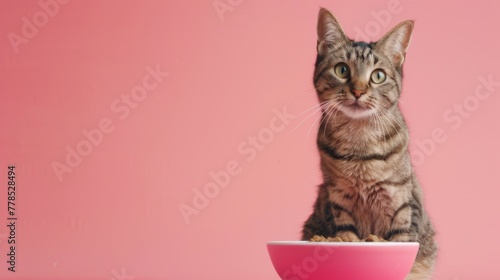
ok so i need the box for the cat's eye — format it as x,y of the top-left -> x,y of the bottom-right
334,63 -> 350,78
370,69 -> 386,84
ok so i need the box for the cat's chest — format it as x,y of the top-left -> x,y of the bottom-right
333,159 -> 393,182
329,134 -> 396,181
352,182 -> 401,237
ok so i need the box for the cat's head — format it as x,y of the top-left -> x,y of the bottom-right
314,8 -> 413,119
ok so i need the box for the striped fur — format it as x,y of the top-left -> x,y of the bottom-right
302,8 -> 437,279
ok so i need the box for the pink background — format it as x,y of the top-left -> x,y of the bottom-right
1,0 -> 500,279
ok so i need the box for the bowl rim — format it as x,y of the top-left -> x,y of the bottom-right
267,241 -> 419,246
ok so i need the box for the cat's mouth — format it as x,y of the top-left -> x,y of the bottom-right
346,101 -> 367,110
340,100 -> 375,118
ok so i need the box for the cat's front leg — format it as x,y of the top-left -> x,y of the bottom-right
330,201 -> 361,242
384,202 -> 418,242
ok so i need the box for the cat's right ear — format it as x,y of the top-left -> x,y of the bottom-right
317,8 -> 349,54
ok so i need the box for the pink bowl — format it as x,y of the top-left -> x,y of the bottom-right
267,241 -> 419,280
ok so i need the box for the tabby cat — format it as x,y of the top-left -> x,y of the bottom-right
301,8 -> 437,279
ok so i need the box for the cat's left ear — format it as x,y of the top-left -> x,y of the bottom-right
316,8 -> 349,54
375,20 -> 414,67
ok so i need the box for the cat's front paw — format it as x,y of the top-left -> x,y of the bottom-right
390,235 -> 411,242
336,231 -> 360,242
387,232 -> 417,242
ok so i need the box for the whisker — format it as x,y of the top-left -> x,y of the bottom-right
301,100 -> 343,141
305,108 -> 326,141
317,103 -> 334,140
293,100 -> 329,119
287,104 -> 326,135
379,107 -> 410,140
307,101 -> 338,140
284,87 -> 320,106
373,111 -> 389,154
322,101 -> 342,139
321,105 -> 334,139
377,108 -> 406,147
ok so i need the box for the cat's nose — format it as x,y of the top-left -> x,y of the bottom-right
350,89 -> 365,99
